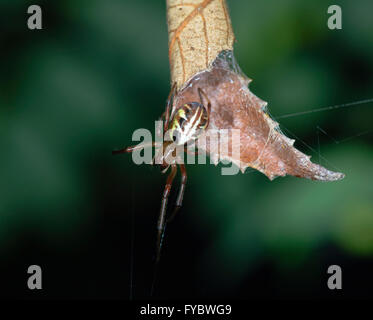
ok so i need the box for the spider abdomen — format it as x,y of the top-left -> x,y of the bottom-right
169,102 -> 209,145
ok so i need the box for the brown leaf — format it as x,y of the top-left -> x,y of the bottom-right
167,0 -> 235,89
173,51 -> 345,181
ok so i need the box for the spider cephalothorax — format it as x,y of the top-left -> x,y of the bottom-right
113,84 -> 211,261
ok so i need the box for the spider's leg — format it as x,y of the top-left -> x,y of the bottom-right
156,164 -> 177,262
198,88 -> 211,128
167,163 -> 187,223
112,141 -> 158,155
164,82 -> 177,131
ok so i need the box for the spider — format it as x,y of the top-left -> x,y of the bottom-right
113,83 -> 211,261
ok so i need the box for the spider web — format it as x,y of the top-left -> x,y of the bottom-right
238,98 -> 373,176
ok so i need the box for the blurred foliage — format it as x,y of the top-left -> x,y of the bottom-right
0,0 -> 372,298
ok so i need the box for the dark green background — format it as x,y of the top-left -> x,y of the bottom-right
0,0 -> 372,299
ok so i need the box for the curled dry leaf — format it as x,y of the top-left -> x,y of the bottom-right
167,0 -> 235,89
167,0 -> 344,181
